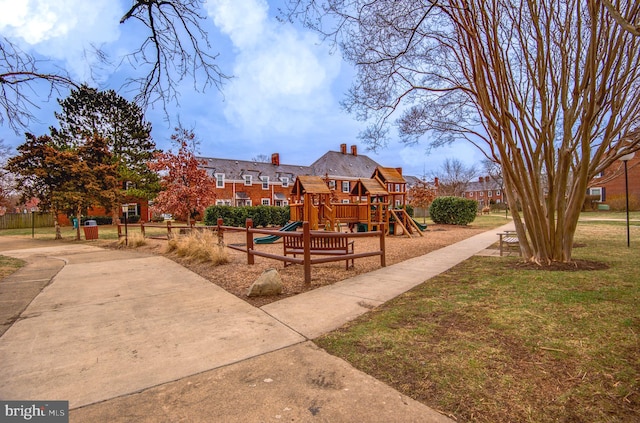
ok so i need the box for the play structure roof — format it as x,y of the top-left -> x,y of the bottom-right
373,167 -> 406,184
351,178 -> 389,196
291,175 -> 332,195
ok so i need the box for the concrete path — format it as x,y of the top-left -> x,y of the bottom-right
0,224 -> 513,422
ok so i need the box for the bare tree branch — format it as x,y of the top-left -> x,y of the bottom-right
119,0 -> 230,112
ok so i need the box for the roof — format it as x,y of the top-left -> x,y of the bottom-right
467,177 -> 503,191
351,179 -> 389,196
291,175 -> 332,195
310,151 -> 381,179
197,156 -> 312,181
373,167 -> 406,184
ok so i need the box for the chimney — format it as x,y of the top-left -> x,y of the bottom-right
351,145 -> 358,156
434,177 -> 439,187
395,167 -> 403,176
479,176 -> 483,182
340,143 -> 347,154
271,153 -> 280,166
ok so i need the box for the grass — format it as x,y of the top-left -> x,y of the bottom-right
165,230 -> 230,265
0,255 -> 25,279
315,221 -> 640,422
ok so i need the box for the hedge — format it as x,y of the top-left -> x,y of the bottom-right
429,197 -> 478,225
204,205 -> 290,228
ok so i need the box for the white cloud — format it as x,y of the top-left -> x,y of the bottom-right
206,0 -> 342,137
0,0 -> 122,81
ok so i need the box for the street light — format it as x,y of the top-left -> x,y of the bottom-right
121,204 -> 129,246
620,152 -> 635,248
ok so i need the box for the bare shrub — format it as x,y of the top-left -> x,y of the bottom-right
605,193 -> 640,211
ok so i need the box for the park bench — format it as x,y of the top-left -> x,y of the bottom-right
283,233 -> 355,269
498,230 -> 520,256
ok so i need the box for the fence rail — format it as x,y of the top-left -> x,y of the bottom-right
0,213 -> 54,230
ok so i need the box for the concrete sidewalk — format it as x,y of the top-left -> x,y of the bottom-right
0,224 -> 512,422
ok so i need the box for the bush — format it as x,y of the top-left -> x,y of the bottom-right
405,204 -> 414,217
605,194 -> 640,212
204,205 -> 290,227
429,197 -> 478,225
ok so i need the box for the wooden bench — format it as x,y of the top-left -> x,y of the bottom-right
498,231 -> 520,256
283,233 -> 355,269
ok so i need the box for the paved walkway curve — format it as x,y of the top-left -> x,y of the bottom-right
0,224 -> 513,423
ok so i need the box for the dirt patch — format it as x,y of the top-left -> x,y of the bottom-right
510,259 -> 609,272
121,224 -> 488,307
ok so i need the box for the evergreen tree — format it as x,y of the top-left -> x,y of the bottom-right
51,85 -> 160,202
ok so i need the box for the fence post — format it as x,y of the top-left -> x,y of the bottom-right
140,222 -> 145,238
303,221 -> 311,284
246,218 -> 254,265
217,218 -> 224,246
167,221 -> 172,238
379,223 -> 386,267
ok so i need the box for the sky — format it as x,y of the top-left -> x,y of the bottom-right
0,0 -> 482,179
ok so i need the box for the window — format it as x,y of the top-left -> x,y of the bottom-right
216,200 -> 225,205
488,190 -> 492,197
395,199 -> 401,207
588,187 -> 604,202
480,191 -> 484,197
468,192 -> 473,197
342,181 -> 349,193
395,184 -> 401,192
594,171 -> 604,178
244,175 -> 252,186
215,173 -> 224,188
261,176 -> 269,190
328,180 -> 336,189
496,190 -> 501,196
262,198 -> 271,206
342,199 -> 349,204
281,177 -> 289,187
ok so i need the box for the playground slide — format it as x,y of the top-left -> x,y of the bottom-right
254,221 -> 303,244
412,218 -> 428,231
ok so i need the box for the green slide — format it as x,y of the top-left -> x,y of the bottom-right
412,218 -> 428,231
254,221 -> 303,244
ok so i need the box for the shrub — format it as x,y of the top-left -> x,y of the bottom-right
605,193 -> 640,212
429,196 -> 478,225
204,205 -> 291,227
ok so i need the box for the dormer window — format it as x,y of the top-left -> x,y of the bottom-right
244,175 -> 252,186
261,176 -> 269,190
281,177 -> 289,187
215,173 -> 224,188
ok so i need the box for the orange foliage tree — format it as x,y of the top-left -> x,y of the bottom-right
148,127 -> 216,224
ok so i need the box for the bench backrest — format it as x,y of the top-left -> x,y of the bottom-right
284,234 -> 349,250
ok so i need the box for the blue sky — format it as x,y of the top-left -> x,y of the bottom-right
0,0 -> 481,178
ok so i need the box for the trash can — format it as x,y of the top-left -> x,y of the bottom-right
83,220 -> 99,240
72,218 -> 78,229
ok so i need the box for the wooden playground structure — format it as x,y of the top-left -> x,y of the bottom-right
289,167 -> 424,237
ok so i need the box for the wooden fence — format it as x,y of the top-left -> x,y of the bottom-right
0,213 -> 54,230
226,219 -> 386,284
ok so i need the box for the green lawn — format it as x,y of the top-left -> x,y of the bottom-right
316,221 -> 640,422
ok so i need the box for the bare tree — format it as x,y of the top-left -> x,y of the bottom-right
252,154 -> 270,163
602,0 -> 640,35
432,158 -> 477,197
284,0 -> 640,264
0,0 -> 228,133
119,0 -> 228,111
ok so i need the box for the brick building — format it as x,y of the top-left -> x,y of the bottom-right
198,144 -> 385,207
464,176 -> 505,208
587,153 -> 640,209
